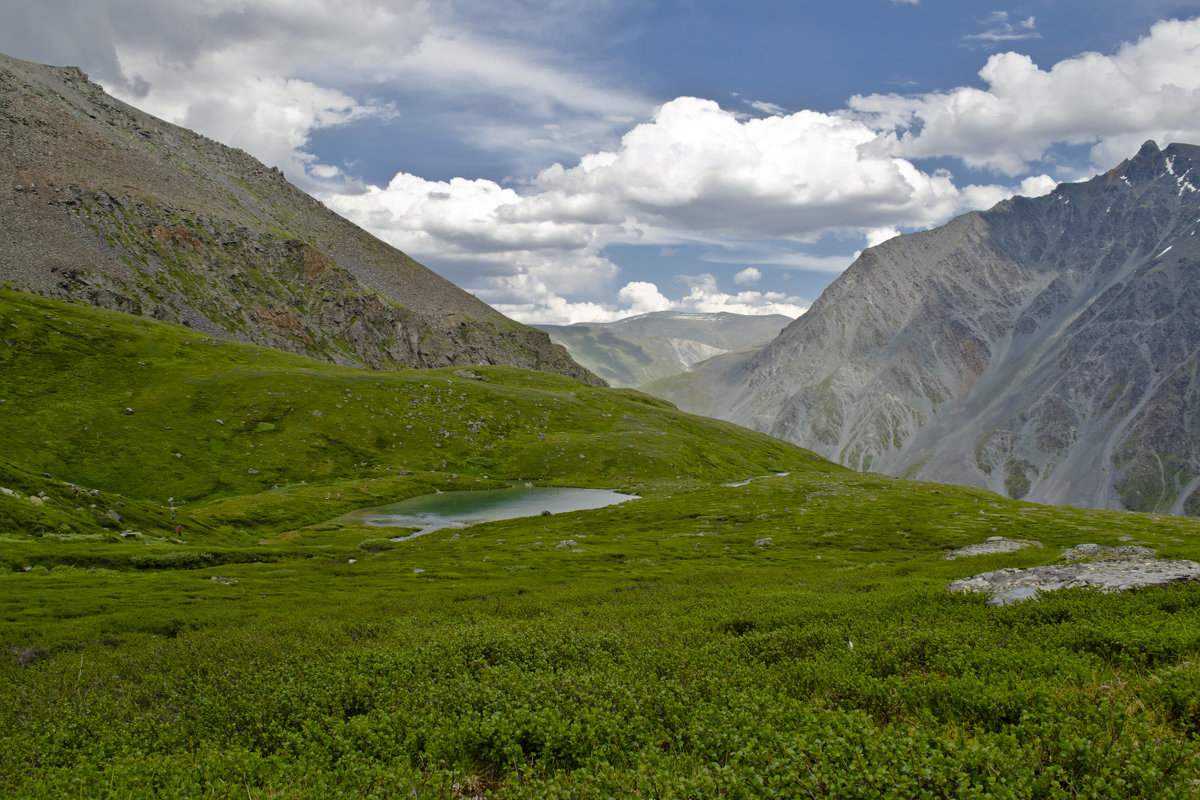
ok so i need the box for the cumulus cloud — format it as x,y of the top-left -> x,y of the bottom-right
489,275 -> 808,325
734,267 -> 762,285
851,17 -> 1200,175
324,82 -> 1097,323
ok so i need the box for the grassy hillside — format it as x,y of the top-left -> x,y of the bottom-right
3,288 -> 1200,797
0,286 -> 819,539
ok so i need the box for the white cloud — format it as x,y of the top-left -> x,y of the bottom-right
734,267 -> 762,285
851,17 -> 1200,175
865,227 -> 901,247
964,12 -> 1040,44
748,99 -> 788,115
327,89 -> 1083,323
491,275 -> 807,325
12,0 -> 650,193
530,97 -> 983,238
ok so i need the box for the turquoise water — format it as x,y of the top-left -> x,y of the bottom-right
340,486 -> 638,539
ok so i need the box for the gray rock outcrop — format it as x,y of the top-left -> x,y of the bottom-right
948,543 -> 1200,605
944,536 -> 1041,559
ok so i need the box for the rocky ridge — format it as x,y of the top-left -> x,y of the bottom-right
668,141 -> 1200,514
0,53 -> 597,383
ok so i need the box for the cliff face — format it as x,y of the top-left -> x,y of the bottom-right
681,141 -> 1200,514
0,53 -> 599,384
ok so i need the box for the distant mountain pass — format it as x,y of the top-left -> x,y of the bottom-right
537,311 -> 793,388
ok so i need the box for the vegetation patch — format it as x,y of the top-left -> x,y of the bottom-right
3,288 -> 1200,797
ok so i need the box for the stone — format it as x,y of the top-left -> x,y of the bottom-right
209,576 -> 238,585
123,407 -> 134,415
948,559 -> 1200,606
557,539 -> 577,548
104,508 -> 121,523
944,536 -> 1042,559
754,537 -> 774,547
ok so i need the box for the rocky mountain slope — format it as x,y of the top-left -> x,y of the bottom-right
0,53 -> 596,383
537,311 -> 791,388
667,141 -> 1200,515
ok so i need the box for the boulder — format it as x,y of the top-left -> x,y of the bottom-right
948,542 -> 1200,605
944,536 -> 1042,559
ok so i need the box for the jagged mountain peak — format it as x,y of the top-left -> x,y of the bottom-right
670,142 -> 1200,515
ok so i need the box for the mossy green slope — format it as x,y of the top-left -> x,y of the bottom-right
0,286 -> 826,540
4,287 -> 1200,797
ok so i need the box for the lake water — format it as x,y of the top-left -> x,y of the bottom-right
340,486 -> 638,539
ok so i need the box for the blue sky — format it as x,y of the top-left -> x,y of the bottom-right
3,0 -> 1200,322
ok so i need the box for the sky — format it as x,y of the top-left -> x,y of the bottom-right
3,1 -> 1200,324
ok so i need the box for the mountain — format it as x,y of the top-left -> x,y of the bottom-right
0,53 -> 597,384
666,141 -> 1200,515
536,311 -> 792,388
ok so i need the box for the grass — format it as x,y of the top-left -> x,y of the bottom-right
3,287 -> 1200,797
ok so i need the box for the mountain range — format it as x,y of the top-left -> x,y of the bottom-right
0,53 -> 596,384
658,140 -> 1200,515
536,311 -> 792,388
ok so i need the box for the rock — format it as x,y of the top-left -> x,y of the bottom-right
453,369 -> 482,380
948,558 -> 1200,606
944,536 -> 1042,559
209,576 -> 238,585
123,407 -> 134,415
28,495 -> 43,506
557,539 -> 577,548
104,509 -> 121,523
754,537 -> 774,547
247,468 -> 259,475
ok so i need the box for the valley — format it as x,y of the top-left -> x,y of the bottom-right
2,49 -> 1200,799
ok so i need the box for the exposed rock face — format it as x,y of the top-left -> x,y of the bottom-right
678,141 -> 1200,514
0,53 -> 598,384
537,311 -> 792,388
944,536 -> 1041,560
948,544 -> 1200,605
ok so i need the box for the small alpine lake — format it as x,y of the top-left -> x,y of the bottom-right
339,486 -> 639,538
